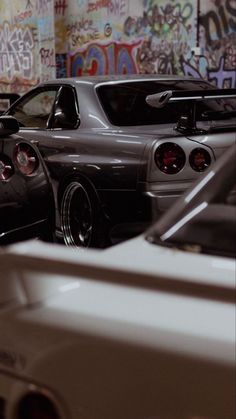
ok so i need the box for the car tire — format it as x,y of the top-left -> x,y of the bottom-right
60,179 -> 108,248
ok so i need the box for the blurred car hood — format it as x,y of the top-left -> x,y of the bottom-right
0,239 -> 235,372
0,238 -> 234,307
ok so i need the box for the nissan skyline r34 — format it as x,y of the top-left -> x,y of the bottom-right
3,75 -> 236,248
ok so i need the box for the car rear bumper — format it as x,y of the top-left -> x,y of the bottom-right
106,182 -> 192,243
142,180 -> 193,212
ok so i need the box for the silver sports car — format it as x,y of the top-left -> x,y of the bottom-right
3,75 -> 236,248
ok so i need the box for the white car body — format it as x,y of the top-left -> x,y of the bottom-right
0,237 -> 235,419
0,144 -> 235,419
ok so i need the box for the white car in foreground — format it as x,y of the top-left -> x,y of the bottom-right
0,145 -> 235,419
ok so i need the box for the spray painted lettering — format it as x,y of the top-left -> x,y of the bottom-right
87,0 -> 126,16
55,0 -> 68,16
199,0 -> 236,47
70,42 -> 139,75
197,0 -> 236,87
14,9 -> 33,24
67,17 -> 99,48
0,22 -> 34,80
124,1 -> 195,76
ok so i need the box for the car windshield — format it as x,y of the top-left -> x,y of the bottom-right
97,80 -> 236,126
145,144 -> 236,258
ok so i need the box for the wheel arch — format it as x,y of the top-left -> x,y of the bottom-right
57,170 -> 100,209
58,171 -> 111,248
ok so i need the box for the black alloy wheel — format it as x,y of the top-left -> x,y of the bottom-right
61,180 -> 97,247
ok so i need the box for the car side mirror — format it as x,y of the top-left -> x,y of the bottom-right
0,116 -> 19,137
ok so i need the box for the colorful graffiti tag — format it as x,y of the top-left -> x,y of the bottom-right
198,0 -> 236,87
66,0 -> 236,87
0,22 -> 35,81
124,0 -> 196,75
0,21 -> 39,93
0,0 -> 236,91
0,0 -> 55,92
70,41 -> 139,75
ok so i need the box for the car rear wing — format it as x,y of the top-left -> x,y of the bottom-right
146,88 -> 236,109
146,88 -> 236,134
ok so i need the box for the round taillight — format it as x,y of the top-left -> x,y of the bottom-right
0,154 -> 14,180
16,393 -> 60,419
155,142 -> 186,174
14,143 -> 39,176
189,148 -> 211,172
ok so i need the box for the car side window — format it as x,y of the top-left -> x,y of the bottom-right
9,89 -> 58,128
49,86 -> 79,129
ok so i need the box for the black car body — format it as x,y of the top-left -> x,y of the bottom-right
0,116 -> 53,244
3,75 -> 236,248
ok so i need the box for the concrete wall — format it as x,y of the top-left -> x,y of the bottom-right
0,0 -> 235,93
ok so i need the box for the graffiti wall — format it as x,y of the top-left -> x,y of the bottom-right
199,0 -> 236,88
0,0 -> 56,93
57,0 -> 236,87
0,0 -> 235,92
181,0 -> 236,87
67,0 -> 198,76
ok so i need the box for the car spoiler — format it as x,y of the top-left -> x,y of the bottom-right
146,88 -> 236,134
146,88 -> 236,109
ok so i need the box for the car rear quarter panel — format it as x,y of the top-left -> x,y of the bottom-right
35,129 -> 148,191
189,131 -> 236,159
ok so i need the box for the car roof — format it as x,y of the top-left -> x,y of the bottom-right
40,74 -> 201,87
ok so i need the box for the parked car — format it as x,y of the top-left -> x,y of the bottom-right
0,144 -> 235,419
0,116 -> 54,244
3,75 -> 236,248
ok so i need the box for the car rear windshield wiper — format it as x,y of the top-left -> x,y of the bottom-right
201,110 -> 236,120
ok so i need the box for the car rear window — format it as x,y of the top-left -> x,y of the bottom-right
96,80 -> 235,126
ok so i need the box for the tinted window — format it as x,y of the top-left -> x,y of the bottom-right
8,88 -> 58,128
97,80 -> 236,126
49,86 -> 79,129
